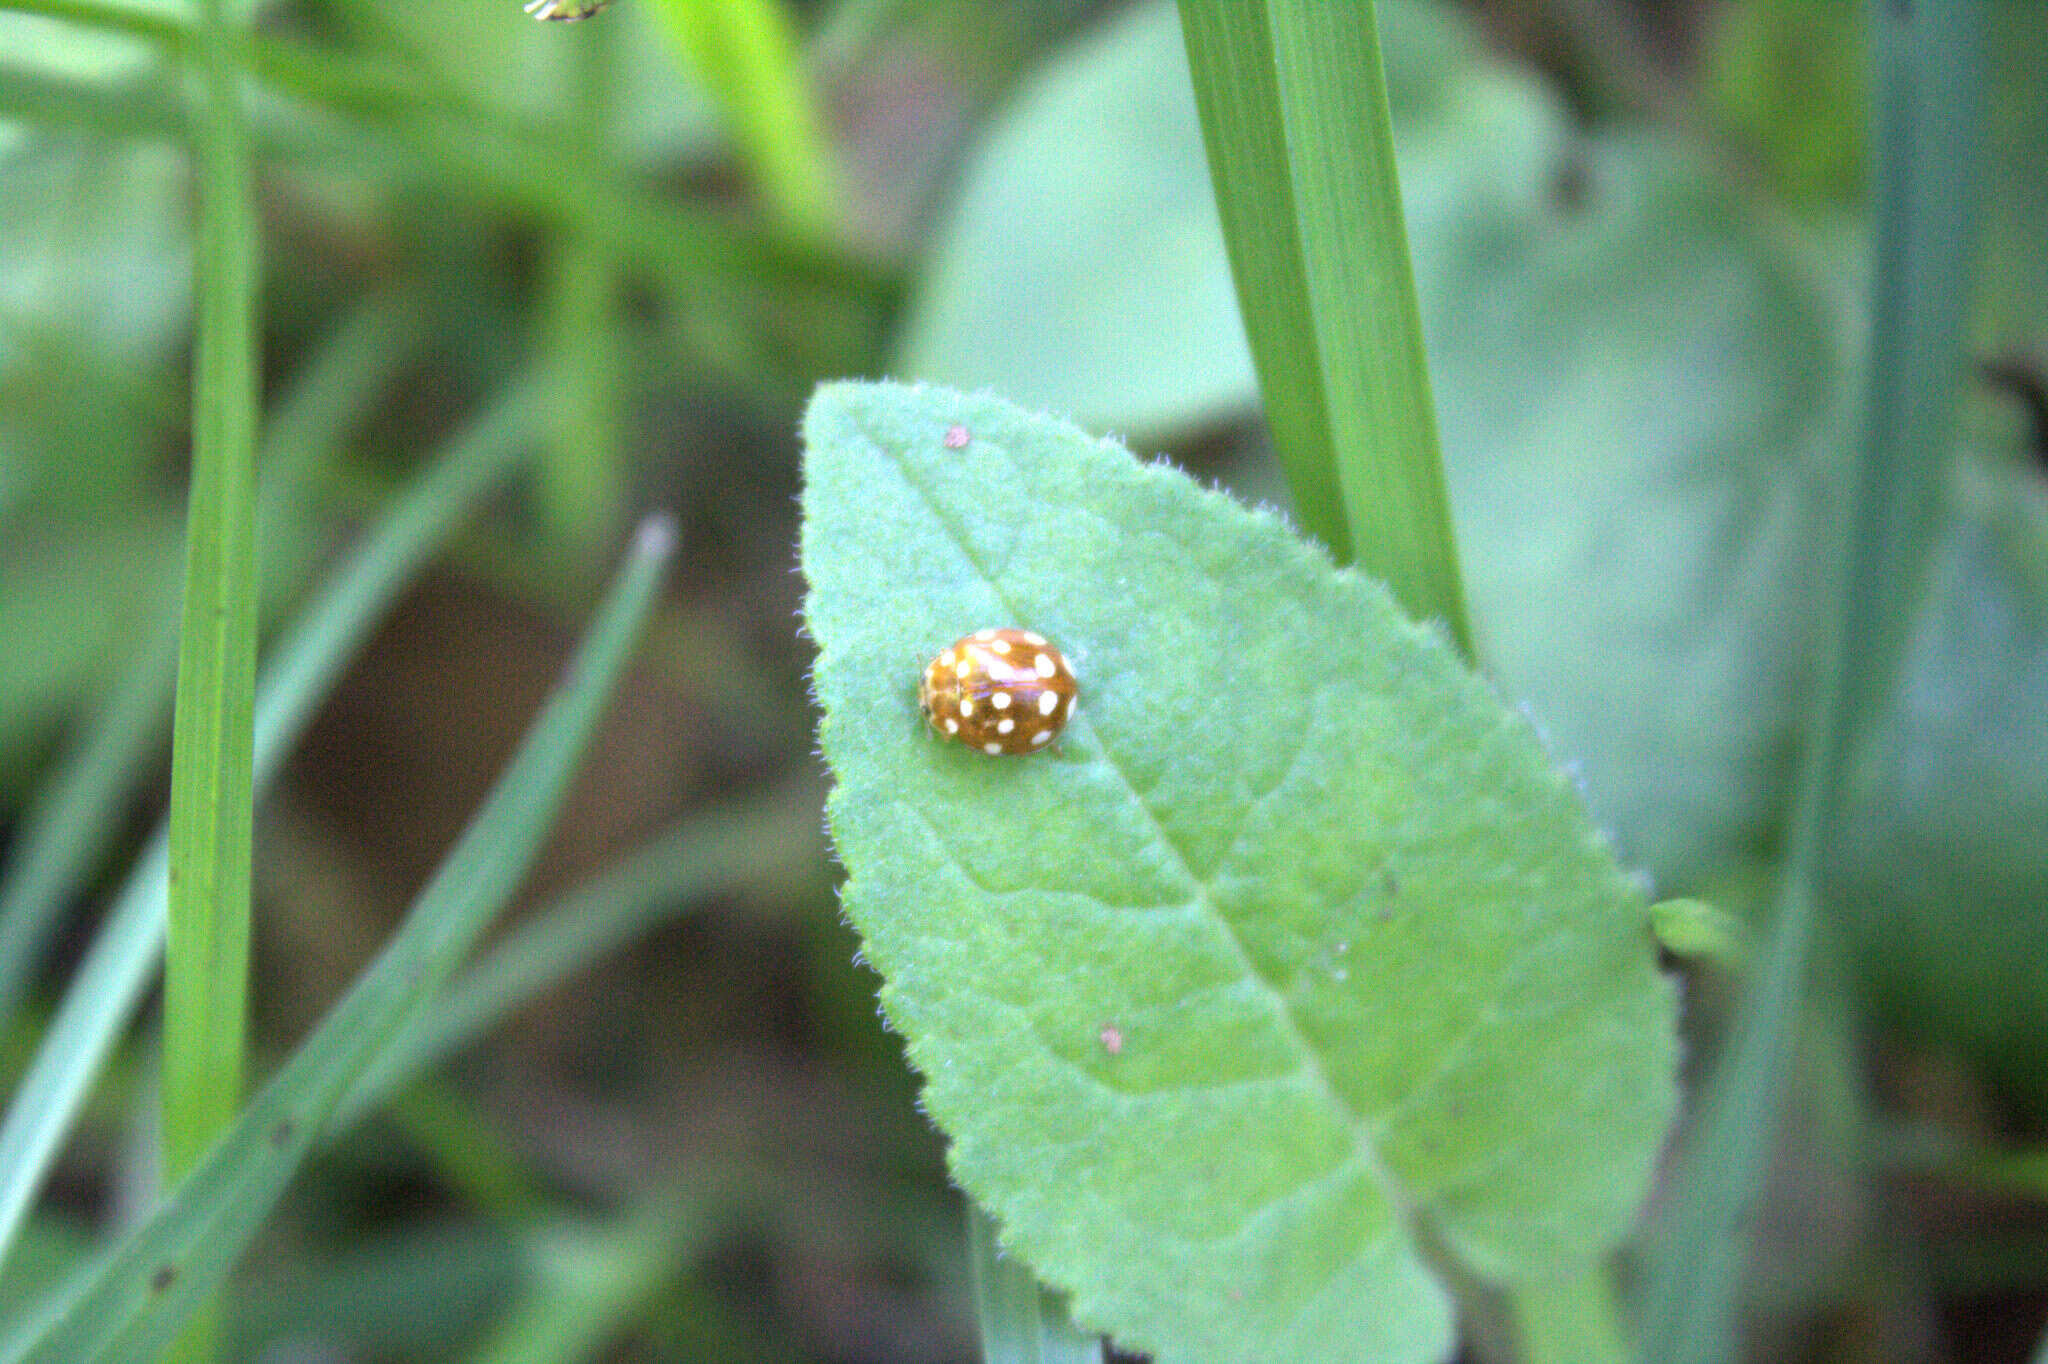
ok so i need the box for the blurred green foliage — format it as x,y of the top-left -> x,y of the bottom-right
0,0 -> 2044,1360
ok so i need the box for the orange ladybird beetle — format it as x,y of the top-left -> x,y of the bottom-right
919,628 -> 1077,756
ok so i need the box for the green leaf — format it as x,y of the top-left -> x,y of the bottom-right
2,515 -> 676,1364
801,382 -> 1677,1363
1430,132 -> 1853,890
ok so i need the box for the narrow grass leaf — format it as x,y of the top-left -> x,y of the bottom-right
802,383 -> 1676,1363
161,0 -> 263,1216
539,235 -> 625,556
0,61 -> 184,140
1636,6 -> 1989,1361
968,1202 -> 1103,1364
3,514 -> 677,1364
0,382 -> 544,1271
643,0 -> 837,237
1177,0 -> 1471,649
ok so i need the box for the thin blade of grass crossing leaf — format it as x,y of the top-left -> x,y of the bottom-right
968,1203 -> 1104,1364
0,381 -> 544,1271
2,514 -> 676,1364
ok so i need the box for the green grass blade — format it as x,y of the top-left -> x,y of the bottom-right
532,25 -> 622,558
162,10 -> 262,1358
334,788 -> 817,1130
644,0 -> 838,238
0,382 -> 544,1273
1636,5 -> 1989,1361
0,294 -> 419,1031
0,60 -> 184,140
1,514 -> 677,1364
1177,0 -> 1471,651
0,839 -> 169,1273
967,1203 -> 1103,1364
1816,6 -> 1987,748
